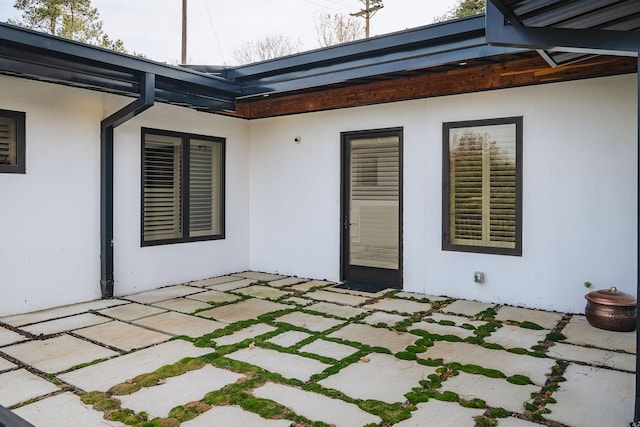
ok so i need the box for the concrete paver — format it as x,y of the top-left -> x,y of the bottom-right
0,369 -> 59,407
21,313 -> 111,336
133,311 -> 227,337
198,299 -> 288,323
59,340 -> 212,391
328,323 -> 417,353
98,303 -> 166,321
427,312 -> 486,328
319,353 -> 436,403
233,271 -> 286,281
410,321 -> 476,339
421,341 -> 556,386
0,299 -> 127,327
396,292 -> 449,302
546,364 -> 634,427
495,306 -> 563,329
181,405 -> 291,427
329,286 -> 390,298
268,277 -> 308,287
273,311 -> 343,332
151,298 -> 211,313
484,324 -> 548,350
289,280 -> 334,292
226,347 -> 330,382
186,289 -> 241,304
125,285 -> 201,304
213,323 -> 277,346
306,301 -> 367,319
254,382 -> 381,427
2,274 -> 635,426
206,278 -> 257,291
395,399 -> 484,427
363,298 -> 432,314
546,342 -> 636,371
362,311 -> 406,327
119,365 -> 244,418
305,290 -> 370,306
74,320 -> 171,351
267,330 -> 312,347
0,326 -> 27,346
281,296 -> 314,306
234,285 -> 291,300
0,358 -> 16,371
562,315 -> 636,353
299,339 -> 358,360
14,392 -> 125,427
2,334 -> 118,373
190,275 -> 243,287
441,371 -> 538,413
443,300 -> 495,317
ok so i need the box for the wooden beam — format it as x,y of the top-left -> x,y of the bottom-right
235,55 -> 636,119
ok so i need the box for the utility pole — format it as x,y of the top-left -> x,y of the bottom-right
350,0 -> 384,38
181,0 -> 187,64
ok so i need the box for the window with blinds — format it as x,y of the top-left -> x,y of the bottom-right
0,109 -> 25,174
443,117 -> 522,256
142,129 -> 224,245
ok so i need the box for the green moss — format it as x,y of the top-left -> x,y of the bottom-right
464,336 -> 483,345
546,331 -> 567,341
168,402 -> 211,422
507,347 -> 528,355
488,407 -> 510,418
460,323 -> 476,330
358,400 -> 413,424
438,320 -> 456,326
405,345 -> 427,354
434,391 -> 459,402
507,374 -> 533,385
108,382 -> 141,395
109,408 -> 146,424
474,415 -> 498,427
520,321 -> 544,330
458,364 -> 505,379
482,342 -> 503,350
418,357 -> 443,367
459,398 -> 485,409
396,351 -> 418,360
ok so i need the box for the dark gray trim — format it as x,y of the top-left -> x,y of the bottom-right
0,109 -> 25,174
442,116 -> 523,257
140,128 -> 226,247
100,73 -> 155,299
340,127 -> 403,289
0,404 -> 35,427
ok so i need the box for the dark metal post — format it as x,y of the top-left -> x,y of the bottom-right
635,54 -> 640,424
181,0 -> 187,64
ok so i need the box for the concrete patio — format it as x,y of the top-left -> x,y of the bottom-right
0,272 -> 635,426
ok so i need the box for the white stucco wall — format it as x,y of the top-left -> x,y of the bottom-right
0,77 -> 251,316
0,76 -> 104,315
248,74 -> 638,313
112,103 -> 250,296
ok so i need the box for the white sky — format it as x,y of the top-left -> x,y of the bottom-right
0,0 -> 461,65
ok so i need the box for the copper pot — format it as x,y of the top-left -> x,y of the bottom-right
585,287 -> 637,332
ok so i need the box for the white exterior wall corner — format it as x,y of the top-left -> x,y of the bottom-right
0,76 -> 105,316
113,103 -> 251,296
248,74 -> 638,313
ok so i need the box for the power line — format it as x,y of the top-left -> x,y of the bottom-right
350,0 -> 383,37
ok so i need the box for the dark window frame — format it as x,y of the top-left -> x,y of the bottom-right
141,127 -> 225,247
0,109 -> 26,174
442,116 -> 523,256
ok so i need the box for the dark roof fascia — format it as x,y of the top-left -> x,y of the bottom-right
0,22 -> 241,111
225,15 -> 526,97
486,0 -> 640,56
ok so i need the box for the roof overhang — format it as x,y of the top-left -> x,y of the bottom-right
486,0 -> 640,66
0,22 -> 241,112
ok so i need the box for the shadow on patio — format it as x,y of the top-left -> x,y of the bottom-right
0,271 -> 635,426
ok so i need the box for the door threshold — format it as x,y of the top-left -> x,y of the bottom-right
334,281 -> 392,294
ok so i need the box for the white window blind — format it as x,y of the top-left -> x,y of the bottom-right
0,117 -> 16,166
143,134 -> 182,242
449,123 -> 517,249
189,139 -> 222,237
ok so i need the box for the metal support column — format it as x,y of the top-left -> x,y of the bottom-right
100,72 -> 155,299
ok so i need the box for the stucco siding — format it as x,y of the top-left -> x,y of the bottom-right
248,74 -> 638,313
